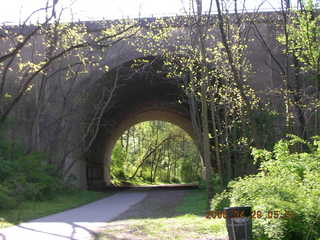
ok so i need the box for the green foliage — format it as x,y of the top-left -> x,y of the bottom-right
0,137 -> 69,209
276,0 -> 320,140
110,121 -> 202,185
278,0 -> 320,74
251,109 -> 282,148
199,174 -> 224,195
111,142 -> 126,184
210,190 -> 230,211
180,149 -> 202,183
211,135 -> 320,240
0,184 -> 17,209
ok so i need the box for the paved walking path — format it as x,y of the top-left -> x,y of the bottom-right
0,191 -> 147,240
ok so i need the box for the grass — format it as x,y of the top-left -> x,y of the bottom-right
0,189 -> 112,229
99,189 -> 227,240
176,188 -> 209,215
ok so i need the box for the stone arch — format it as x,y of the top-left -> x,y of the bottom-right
85,57 -> 196,190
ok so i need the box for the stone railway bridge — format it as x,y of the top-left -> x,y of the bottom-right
3,13 -> 284,189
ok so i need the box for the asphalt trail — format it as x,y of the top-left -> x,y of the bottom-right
0,191 -> 147,240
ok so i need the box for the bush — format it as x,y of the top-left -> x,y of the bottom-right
211,135 -> 320,240
0,137 -> 69,209
199,174 -> 224,195
0,184 -> 18,209
171,177 -> 180,183
211,190 -> 230,211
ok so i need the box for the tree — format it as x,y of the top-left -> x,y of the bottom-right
132,0 -> 265,201
0,1 -> 139,177
252,0 -> 320,140
279,0 -> 320,137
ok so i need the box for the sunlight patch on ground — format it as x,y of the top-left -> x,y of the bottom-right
100,215 -> 227,240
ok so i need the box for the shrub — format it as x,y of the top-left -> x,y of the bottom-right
199,174 -> 224,194
211,135 -> 320,240
171,177 -> 180,183
211,190 -> 230,211
0,137 -> 69,208
0,184 -> 18,209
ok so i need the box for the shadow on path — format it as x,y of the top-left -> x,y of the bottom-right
0,192 -> 146,240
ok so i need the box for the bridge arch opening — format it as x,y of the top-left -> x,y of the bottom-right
110,119 -> 202,186
85,56 -> 202,189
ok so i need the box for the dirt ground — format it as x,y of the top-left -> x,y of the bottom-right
98,190 -> 227,240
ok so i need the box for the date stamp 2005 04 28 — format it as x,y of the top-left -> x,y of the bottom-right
206,210 -> 295,219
